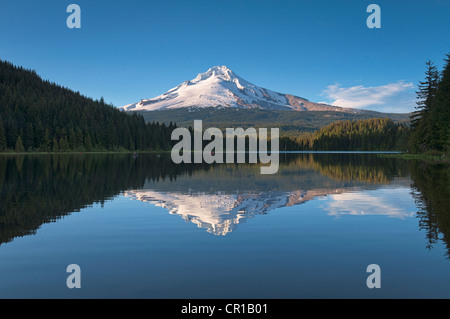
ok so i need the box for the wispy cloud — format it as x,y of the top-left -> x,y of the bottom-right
321,188 -> 416,219
322,81 -> 415,113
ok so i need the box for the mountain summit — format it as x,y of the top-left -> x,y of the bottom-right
121,66 -> 358,113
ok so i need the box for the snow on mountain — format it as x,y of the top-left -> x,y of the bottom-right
122,188 -> 349,236
120,66 -> 358,113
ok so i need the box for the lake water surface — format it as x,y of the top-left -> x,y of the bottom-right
0,153 -> 449,298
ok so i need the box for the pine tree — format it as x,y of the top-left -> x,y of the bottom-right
15,135 -> 25,152
52,137 -> 59,152
0,116 -> 6,151
68,128 -> 76,150
23,122 -> 34,151
409,60 -> 441,152
85,133 -> 93,151
429,54 -> 450,152
59,136 -> 69,151
410,60 -> 440,129
75,128 -> 83,150
43,129 -> 51,151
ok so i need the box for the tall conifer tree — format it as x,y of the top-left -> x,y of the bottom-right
428,54 -> 450,151
409,59 -> 441,152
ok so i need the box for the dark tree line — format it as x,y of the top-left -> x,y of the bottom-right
286,118 -> 410,151
409,53 -> 450,154
0,153 -> 215,245
0,60 -> 175,152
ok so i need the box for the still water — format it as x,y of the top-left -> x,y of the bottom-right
0,153 -> 449,298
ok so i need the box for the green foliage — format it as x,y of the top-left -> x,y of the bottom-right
288,118 -> 410,151
0,60 -> 175,152
14,135 -> 24,152
409,54 -> 450,153
0,115 -> 6,151
410,60 -> 440,131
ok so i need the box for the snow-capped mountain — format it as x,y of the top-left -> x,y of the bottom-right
120,66 -> 358,113
123,188 -> 349,236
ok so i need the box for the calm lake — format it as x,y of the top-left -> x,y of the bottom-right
0,153 -> 449,298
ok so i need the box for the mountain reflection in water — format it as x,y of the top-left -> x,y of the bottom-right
0,153 -> 448,256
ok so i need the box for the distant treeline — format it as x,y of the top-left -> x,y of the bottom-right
174,117 -> 409,153
409,53 -> 450,154
280,118 -> 410,151
0,60 -> 175,152
139,107 -> 410,137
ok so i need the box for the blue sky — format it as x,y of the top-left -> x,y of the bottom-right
0,0 -> 449,113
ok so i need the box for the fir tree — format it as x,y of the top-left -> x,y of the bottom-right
411,60 -> 440,129
0,116 -> 6,151
429,54 -> 450,152
52,137 -> 59,152
408,60 -> 440,152
409,53 -> 450,153
15,135 -> 25,152
43,129 -> 51,151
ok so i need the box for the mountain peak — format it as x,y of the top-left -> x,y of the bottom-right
207,65 -> 233,74
192,65 -> 236,83
120,67 -> 357,113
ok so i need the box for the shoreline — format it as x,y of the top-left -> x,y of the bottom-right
377,153 -> 449,162
0,150 -> 172,156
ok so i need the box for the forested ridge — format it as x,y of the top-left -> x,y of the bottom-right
139,107 -> 409,137
280,118 -> 410,151
0,60 -> 175,152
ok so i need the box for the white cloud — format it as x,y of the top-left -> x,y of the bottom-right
322,81 -> 415,113
322,188 -> 416,219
